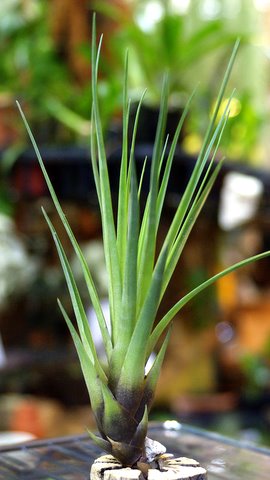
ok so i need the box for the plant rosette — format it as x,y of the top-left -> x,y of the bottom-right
17,14 -> 270,480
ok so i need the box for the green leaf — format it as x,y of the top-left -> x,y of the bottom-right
87,429 -> 112,454
117,246 -> 168,392
117,51 -> 130,278
100,382 -> 138,443
117,85 -> 146,261
43,208 -> 107,384
137,74 -> 169,311
91,17 -> 122,342
57,300 -> 104,415
161,112 -> 229,296
164,159 -> 223,288
102,406 -> 148,466
112,159 -> 139,375
149,250 -> 270,352
200,38 -> 240,152
131,405 -> 148,447
158,96 -> 231,276
90,105 -> 101,205
16,102 -> 112,360
136,329 -> 171,421
146,328 -> 171,390
112,89 -> 148,365
107,439 -> 143,467
138,155 -> 148,199
156,88 -> 196,228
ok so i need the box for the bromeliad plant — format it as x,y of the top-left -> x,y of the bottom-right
18,20 -> 270,469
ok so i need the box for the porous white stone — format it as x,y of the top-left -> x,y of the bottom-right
90,454 -> 207,480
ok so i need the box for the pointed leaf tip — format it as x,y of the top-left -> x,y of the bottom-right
87,429 -> 112,455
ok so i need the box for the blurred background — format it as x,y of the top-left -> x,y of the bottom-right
1,0 -> 270,448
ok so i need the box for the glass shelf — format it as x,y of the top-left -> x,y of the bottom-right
0,422 -> 269,479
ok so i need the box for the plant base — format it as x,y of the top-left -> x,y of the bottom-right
90,454 -> 207,480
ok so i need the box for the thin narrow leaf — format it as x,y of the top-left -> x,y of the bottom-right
158,94 -> 232,266
146,328 -> 171,389
87,429 -> 112,454
117,51 -> 130,276
131,406 -> 148,447
188,110 -> 229,207
118,246 -> 168,391
58,300 -> 104,414
112,90 -> 146,357
128,90 -> 147,175
149,250 -> 270,352
138,328 -> 171,417
161,113 -> 229,296
157,134 -> 169,179
90,104 -> 101,204
156,89 -> 196,227
137,75 -> 169,310
110,159 -> 140,377
43,208 -> 107,383
91,18 -> 122,340
109,439 -> 143,467
164,159 -> 223,289
120,163 -> 140,334
199,39 -> 239,158
138,155 -> 148,199
17,102 -> 112,359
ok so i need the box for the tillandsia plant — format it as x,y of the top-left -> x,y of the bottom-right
17,18 -> 270,470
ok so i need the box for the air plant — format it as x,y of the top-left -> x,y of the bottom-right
17,18 -> 270,470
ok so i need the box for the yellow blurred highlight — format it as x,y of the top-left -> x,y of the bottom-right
216,270 -> 238,312
212,97 -> 242,121
183,133 -> 202,155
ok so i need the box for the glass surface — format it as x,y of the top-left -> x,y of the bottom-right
0,422 -> 269,479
